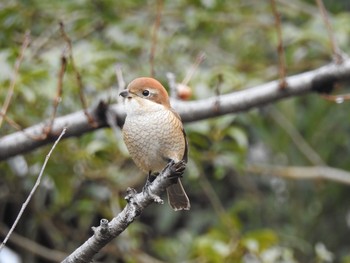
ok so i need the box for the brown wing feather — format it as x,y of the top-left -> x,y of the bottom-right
170,108 -> 188,163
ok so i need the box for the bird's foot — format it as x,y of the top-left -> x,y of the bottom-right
165,160 -> 186,181
147,173 -> 158,183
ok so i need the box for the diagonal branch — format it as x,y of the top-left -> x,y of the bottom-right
59,22 -> 98,128
1,59 -> 350,161
315,0 -> 344,63
0,31 -> 30,128
0,128 -> 66,252
268,107 -> 324,165
61,160 -> 186,263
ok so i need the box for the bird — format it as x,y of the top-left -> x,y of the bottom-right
119,77 -> 190,211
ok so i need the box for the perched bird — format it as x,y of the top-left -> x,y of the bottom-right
120,77 -> 190,211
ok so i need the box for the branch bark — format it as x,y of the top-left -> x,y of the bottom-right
61,160 -> 186,263
1,59 -> 350,161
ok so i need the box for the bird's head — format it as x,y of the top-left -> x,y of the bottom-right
120,77 -> 171,115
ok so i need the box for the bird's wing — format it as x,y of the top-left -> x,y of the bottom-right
170,108 -> 188,163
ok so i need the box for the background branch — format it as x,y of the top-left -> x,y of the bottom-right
0,128 -> 66,251
268,107 -> 324,165
247,164 -> 350,185
1,59 -> 350,161
270,0 -> 288,89
149,0 -> 163,77
0,31 -> 30,128
315,0 -> 344,63
0,224 -> 66,262
59,22 -> 97,127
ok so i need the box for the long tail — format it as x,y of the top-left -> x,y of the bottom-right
166,178 -> 190,211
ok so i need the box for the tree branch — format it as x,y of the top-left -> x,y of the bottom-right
0,128 -> 66,252
268,107 -> 324,165
247,164 -> 350,185
0,31 -> 30,128
61,160 -> 186,263
0,102 -> 111,161
1,59 -> 350,161
0,224 -> 66,262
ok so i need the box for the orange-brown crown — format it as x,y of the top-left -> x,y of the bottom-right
126,77 -> 170,108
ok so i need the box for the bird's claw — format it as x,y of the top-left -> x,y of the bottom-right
140,160 -> 186,205
166,160 -> 186,180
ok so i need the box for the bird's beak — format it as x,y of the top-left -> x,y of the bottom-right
119,90 -> 130,98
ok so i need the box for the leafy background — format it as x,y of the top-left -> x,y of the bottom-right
1,0 -> 350,262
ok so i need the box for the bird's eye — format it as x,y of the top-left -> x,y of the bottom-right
142,90 -> 150,96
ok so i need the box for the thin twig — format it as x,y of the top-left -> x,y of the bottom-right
59,22 -> 97,127
0,127 -> 67,252
270,0 -> 288,89
321,93 -> 350,103
167,53 -> 205,100
42,53 -> 67,138
50,54 -> 67,126
115,64 -> 126,104
247,164 -> 350,185
0,112 -> 50,141
269,107 -> 324,165
0,31 -> 30,128
315,0 -> 343,63
166,72 -> 177,98
214,74 -> 223,112
0,224 -> 66,262
0,113 -> 23,131
149,0 -> 163,77
181,52 -> 206,86
199,173 -> 237,234
115,64 -> 126,92
278,0 -> 319,17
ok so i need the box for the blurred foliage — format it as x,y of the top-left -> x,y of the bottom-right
1,0 -> 350,262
